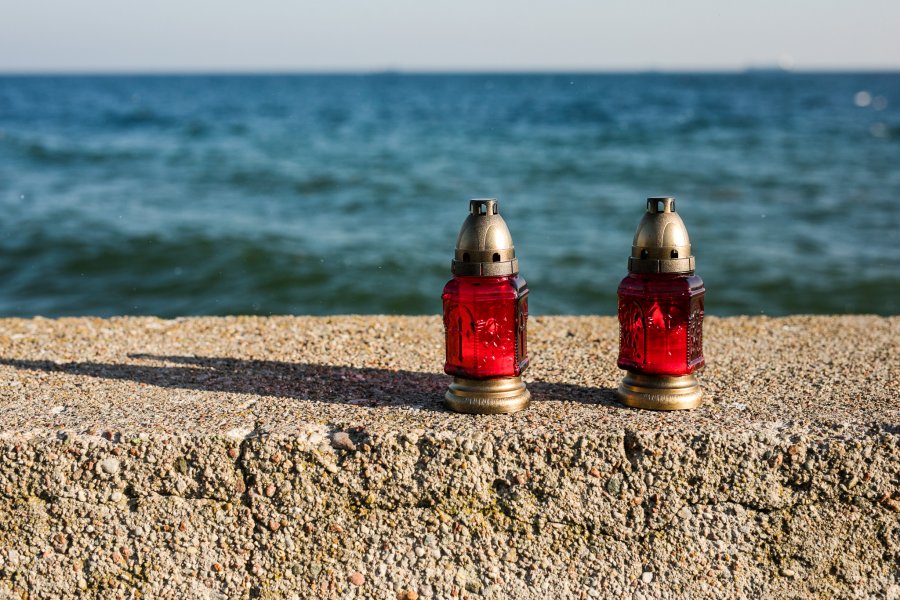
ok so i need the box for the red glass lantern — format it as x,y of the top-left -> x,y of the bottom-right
617,197 -> 704,410
442,199 -> 530,414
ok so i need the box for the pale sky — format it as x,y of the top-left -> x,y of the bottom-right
2,0 -> 898,72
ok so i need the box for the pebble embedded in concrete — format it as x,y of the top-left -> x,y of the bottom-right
100,457 -> 120,474
331,431 -> 357,452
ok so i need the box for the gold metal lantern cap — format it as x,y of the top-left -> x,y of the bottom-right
451,199 -> 520,277
628,196 -> 695,275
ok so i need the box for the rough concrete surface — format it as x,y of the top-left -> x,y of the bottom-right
0,315 -> 896,599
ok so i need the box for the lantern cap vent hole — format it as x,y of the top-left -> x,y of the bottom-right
647,197 -> 675,214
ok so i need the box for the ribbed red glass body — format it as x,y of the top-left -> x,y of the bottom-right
442,275 -> 529,379
617,272 -> 705,376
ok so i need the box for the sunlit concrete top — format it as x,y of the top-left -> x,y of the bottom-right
0,315 -> 895,440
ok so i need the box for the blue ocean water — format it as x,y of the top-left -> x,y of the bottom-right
0,73 -> 897,317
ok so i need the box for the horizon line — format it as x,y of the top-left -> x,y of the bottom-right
2,66 -> 900,77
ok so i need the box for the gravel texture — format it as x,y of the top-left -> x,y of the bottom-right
0,315 -> 897,599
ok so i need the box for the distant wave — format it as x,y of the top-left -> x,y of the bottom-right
5,134 -> 152,166
102,108 -> 177,128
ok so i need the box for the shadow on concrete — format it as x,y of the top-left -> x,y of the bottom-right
0,354 -> 617,411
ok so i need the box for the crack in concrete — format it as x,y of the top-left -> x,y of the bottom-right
234,417 -> 266,599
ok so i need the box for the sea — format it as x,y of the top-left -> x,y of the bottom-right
0,73 -> 898,317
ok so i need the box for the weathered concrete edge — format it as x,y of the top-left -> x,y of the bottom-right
0,423 -> 897,598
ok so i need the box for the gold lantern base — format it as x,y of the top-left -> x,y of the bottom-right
444,375 -> 530,414
617,371 -> 702,411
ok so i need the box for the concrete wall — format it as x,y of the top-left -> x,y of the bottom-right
0,315 -> 896,599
